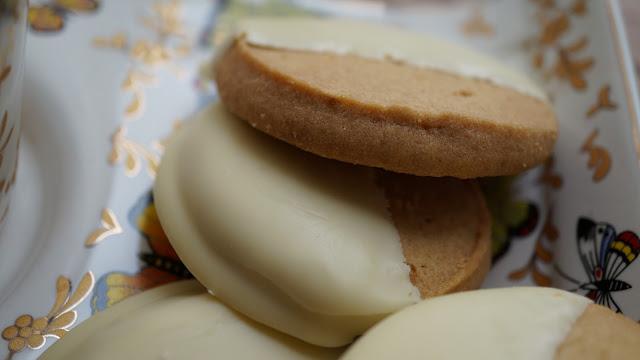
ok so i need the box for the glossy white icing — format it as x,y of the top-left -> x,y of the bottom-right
342,287 -> 592,360
41,281 -> 342,360
153,104 -> 419,346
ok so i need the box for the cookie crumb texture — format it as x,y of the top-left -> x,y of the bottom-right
555,304 -> 640,359
215,40 -> 558,178
380,174 -> 491,297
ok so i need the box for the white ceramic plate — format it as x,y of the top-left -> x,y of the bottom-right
1,0 -> 639,358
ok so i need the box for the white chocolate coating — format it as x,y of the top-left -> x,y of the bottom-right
41,281 -> 342,360
342,287 -> 592,360
153,104 -> 420,346
227,17 -> 547,100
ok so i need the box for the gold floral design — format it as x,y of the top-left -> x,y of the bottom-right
461,7 -> 494,37
28,0 -> 99,33
0,66 -> 10,88
28,6 -> 64,32
587,84 -> 618,117
141,0 -> 186,39
581,128 -> 612,182
92,1 -> 187,76
85,209 -> 122,247
121,70 -> 157,119
0,112 -> 15,170
529,0 -> 594,90
0,111 -> 17,203
509,210 -> 558,286
538,156 -> 563,189
1,272 -> 94,359
153,120 -> 182,152
92,32 -> 126,49
109,126 -> 159,178
93,0 -> 190,179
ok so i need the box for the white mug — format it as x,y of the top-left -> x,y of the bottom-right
0,0 -> 27,228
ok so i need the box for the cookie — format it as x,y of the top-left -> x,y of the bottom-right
214,17 -> 557,178
342,287 -> 640,360
41,281 -> 342,360
153,104 -> 491,347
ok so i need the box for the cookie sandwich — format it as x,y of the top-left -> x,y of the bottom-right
154,104 -> 491,347
154,17 -> 557,347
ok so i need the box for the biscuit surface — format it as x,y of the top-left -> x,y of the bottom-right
381,174 -> 491,296
215,40 -> 557,178
555,304 -> 640,359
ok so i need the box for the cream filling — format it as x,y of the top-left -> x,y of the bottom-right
225,17 -> 547,101
153,104 -> 420,346
41,281 -> 341,360
342,287 -> 592,360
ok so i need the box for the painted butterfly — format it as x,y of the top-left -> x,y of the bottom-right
557,217 -> 639,313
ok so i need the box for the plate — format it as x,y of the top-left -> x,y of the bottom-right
1,0 -> 639,358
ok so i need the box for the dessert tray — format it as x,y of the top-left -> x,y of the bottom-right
1,0 -> 639,358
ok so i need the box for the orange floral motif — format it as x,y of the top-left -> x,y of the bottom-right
1,273 -> 94,359
461,7 -> 494,37
54,0 -> 98,11
92,32 -> 127,49
85,208 -> 122,247
28,0 -> 99,32
0,112 -> 15,170
508,210 -> 558,286
121,70 -> 157,119
109,127 -> 160,178
586,85 -> 618,117
539,13 -> 568,45
572,0 -> 587,15
141,0 -> 186,39
538,156 -> 563,189
0,66 -> 10,88
93,0 -> 191,179
581,129 -> 612,182
28,6 -> 64,32
554,37 -> 593,90
530,0 -> 594,90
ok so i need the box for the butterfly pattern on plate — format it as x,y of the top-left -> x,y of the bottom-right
28,0 -> 99,32
557,217 -> 640,313
90,191 -> 191,313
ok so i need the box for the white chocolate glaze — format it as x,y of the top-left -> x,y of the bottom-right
40,281 -> 342,360
341,287 -> 592,360
227,17 -> 547,100
153,104 -> 420,346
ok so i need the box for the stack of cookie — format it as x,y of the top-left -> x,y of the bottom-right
154,17 -> 557,346
42,17 -> 640,360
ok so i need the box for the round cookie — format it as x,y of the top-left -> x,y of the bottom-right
342,287 -> 640,360
40,281 -> 342,360
154,104 -> 491,347
214,17 -> 558,178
